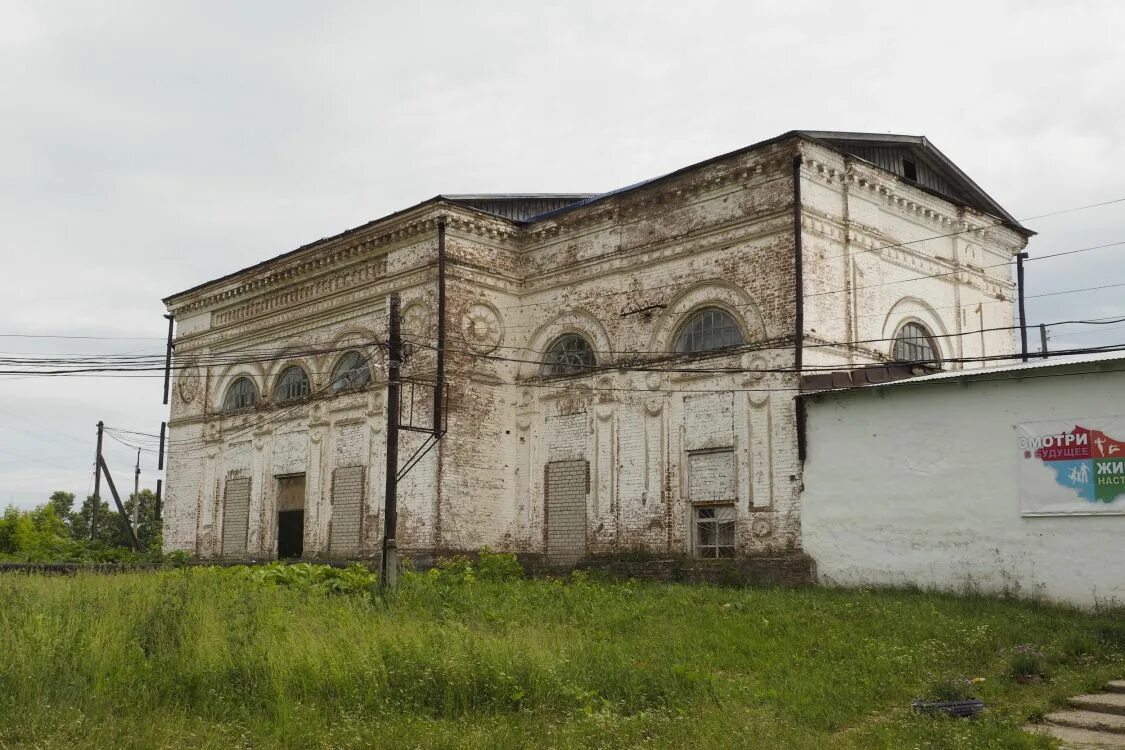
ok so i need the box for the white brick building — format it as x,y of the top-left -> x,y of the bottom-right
162,131 -> 1031,568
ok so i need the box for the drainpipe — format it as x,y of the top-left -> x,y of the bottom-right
1016,252 -> 1029,362
793,155 -> 804,372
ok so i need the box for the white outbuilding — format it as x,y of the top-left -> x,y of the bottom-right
800,352 -> 1125,607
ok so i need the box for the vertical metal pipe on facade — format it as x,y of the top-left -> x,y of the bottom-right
433,218 -> 446,437
1016,252 -> 1029,362
793,155 -> 805,371
162,314 -> 174,405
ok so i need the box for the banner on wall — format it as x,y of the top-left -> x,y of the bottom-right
1017,417 -> 1125,516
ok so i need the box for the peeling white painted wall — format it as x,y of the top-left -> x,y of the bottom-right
801,365 -> 1125,607
162,132 -> 1026,563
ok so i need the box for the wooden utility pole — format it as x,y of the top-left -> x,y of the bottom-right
91,421 -> 104,540
381,293 -> 402,590
98,454 -> 141,551
1040,323 -> 1049,359
133,449 -> 141,530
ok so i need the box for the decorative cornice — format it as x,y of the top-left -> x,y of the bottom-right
800,154 -> 1026,253
212,257 -> 388,327
169,205 -> 520,317
525,154 -> 794,244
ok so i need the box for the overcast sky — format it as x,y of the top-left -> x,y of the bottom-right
1,1 -> 1123,508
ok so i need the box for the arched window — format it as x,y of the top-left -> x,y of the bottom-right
892,322 -> 939,364
675,307 -> 745,354
275,365 -> 310,403
330,351 -> 372,391
222,377 -> 258,412
541,334 -> 596,377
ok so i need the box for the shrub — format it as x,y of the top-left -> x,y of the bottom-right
1006,644 -> 1047,681
475,548 -> 523,582
924,676 -> 977,702
230,562 -> 378,595
429,548 -> 523,584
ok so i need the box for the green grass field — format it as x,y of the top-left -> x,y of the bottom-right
0,563 -> 1121,749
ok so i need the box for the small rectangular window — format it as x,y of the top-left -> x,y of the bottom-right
694,506 -> 735,558
902,158 -> 918,182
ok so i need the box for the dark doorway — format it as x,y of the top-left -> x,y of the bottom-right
277,510 -> 304,558
275,474 -> 306,559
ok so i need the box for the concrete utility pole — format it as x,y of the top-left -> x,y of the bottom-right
155,421 -> 166,524
91,421 -> 104,540
381,293 -> 402,591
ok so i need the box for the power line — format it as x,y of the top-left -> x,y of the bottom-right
0,333 -> 164,341
480,195 -> 1125,314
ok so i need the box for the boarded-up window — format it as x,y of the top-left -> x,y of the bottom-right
546,460 -> 587,565
329,466 -> 364,557
222,477 -> 251,557
688,449 -> 736,503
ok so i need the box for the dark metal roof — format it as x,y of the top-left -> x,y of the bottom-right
442,194 -> 595,222
522,131 -> 1030,236
166,130 -> 1029,305
796,131 -> 1032,235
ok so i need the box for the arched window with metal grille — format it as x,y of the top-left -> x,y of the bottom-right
541,334 -> 596,377
275,365 -> 311,403
892,322 -> 940,364
674,307 -> 745,354
330,351 -> 372,391
222,377 -> 259,412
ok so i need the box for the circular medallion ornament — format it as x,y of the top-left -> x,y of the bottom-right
461,303 -> 504,354
752,517 -> 773,538
178,362 -> 201,404
401,302 -> 432,340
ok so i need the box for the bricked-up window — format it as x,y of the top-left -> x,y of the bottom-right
221,477 -> 251,557
329,465 -> 364,556
276,365 -> 310,403
541,334 -> 596,377
330,351 -> 372,391
675,308 -> 745,354
892,322 -> 939,365
694,506 -> 735,558
222,377 -> 258,412
688,450 -> 736,503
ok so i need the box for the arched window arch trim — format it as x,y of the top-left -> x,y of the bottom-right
673,305 -> 747,355
540,333 -> 597,378
274,364 -> 312,403
649,281 -> 764,355
222,376 -> 260,412
519,309 -> 612,381
891,319 -> 942,365
330,350 -> 374,392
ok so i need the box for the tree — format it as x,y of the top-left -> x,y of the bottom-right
126,489 -> 161,550
73,495 -> 115,546
0,506 -> 20,554
47,491 -> 76,536
72,490 -> 160,551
